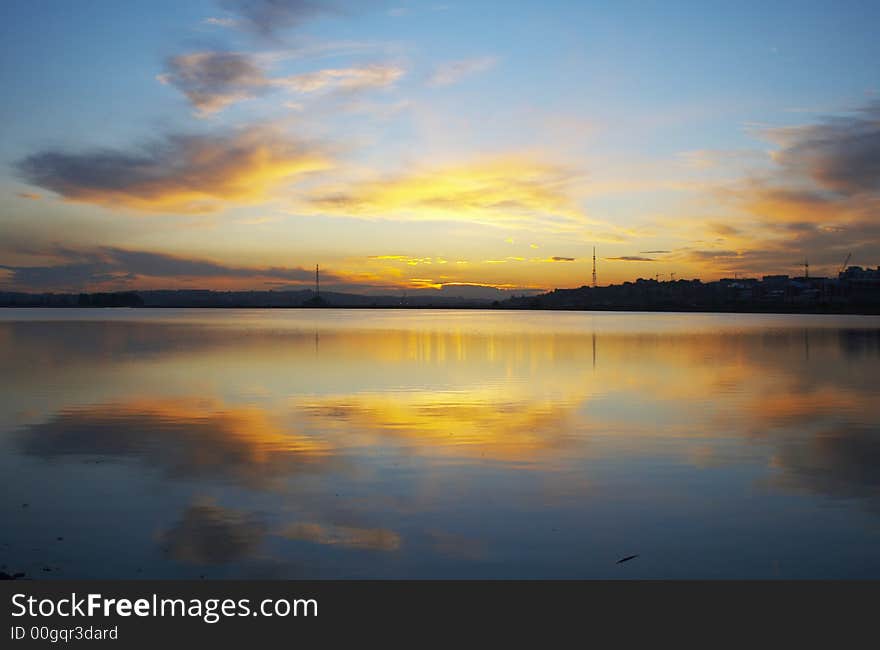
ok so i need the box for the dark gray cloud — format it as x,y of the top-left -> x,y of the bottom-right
0,246 -> 342,291
772,102 -> 880,196
14,127 -> 328,213
550,256 -> 575,262
639,250 -> 670,254
710,103 -> 880,277
217,0 -> 333,38
675,215 -> 880,276
606,256 -> 656,262
158,52 -> 270,114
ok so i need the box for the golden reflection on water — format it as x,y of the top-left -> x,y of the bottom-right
1,310 -> 880,578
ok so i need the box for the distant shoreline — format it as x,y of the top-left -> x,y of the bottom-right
3,274 -> 880,315
2,304 -> 880,316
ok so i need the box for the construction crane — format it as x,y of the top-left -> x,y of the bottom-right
838,253 -> 852,275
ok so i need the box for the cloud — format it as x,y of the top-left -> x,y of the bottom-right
729,103 -> 880,224
0,246 -> 344,291
15,126 -> 329,214
159,52 -> 404,114
216,0 -> 331,39
203,16 -> 238,27
606,256 -> 656,262
639,250 -> 670,254
427,56 -> 498,86
278,63 -> 404,93
158,52 -> 270,115
764,102 -> 880,195
367,255 -> 433,265
684,249 -> 741,261
16,192 -> 40,200
689,101 -> 880,278
707,223 -> 741,237
304,157 -> 586,230
725,181 -> 878,228
550,256 -> 575,262
677,148 -> 767,170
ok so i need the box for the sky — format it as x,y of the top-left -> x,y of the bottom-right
1,0 -> 879,294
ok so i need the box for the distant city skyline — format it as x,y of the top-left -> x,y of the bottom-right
2,1 -> 879,293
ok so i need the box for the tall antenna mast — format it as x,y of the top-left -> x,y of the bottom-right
804,258 -> 809,279
592,246 -> 597,288
315,264 -> 320,296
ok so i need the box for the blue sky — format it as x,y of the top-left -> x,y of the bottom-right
2,0 -> 879,292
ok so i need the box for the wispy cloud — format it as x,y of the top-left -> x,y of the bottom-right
427,56 -> 498,86
202,16 -> 238,28
15,126 -> 330,214
367,255 -> 434,265
159,51 -> 404,115
304,156 -> 586,230
216,0 -> 334,39
277,63 -> 404,93
606,256 -> 656,262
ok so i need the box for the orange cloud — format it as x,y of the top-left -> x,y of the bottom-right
16,127 -> 330,214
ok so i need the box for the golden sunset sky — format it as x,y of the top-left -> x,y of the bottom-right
1,0 -> 879,294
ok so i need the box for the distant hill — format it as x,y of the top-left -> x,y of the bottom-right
0,288 -> 524,308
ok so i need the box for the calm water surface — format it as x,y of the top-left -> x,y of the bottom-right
2,308 -> 879,578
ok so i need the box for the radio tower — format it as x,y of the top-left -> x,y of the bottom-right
315,264 -> 320,296
592,246 -> 597,288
